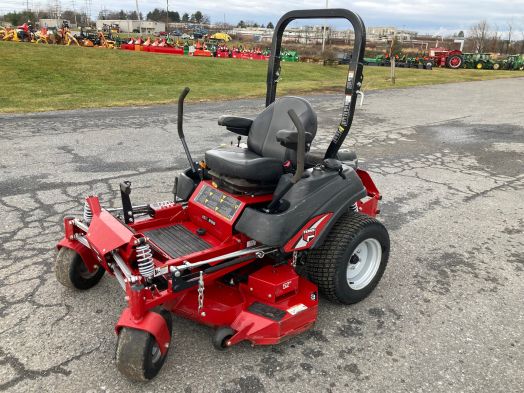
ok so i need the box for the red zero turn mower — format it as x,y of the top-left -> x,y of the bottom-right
55,9 -> 389,381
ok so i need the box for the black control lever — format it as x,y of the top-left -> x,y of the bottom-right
120,181 -> 134,224
266,109 -> 306,212
177,87 -> 199,176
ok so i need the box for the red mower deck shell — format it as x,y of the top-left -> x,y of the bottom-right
57,172 -> 381,351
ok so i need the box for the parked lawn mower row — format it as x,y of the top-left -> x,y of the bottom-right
120,37 -> 300,61
1,24 -> 119,48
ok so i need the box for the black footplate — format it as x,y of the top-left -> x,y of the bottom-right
248,302 -> 287,321
144,225 -> 210,258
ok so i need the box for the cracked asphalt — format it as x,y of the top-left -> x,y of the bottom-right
0,77 -> 523,392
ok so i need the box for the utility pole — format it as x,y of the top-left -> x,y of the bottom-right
321,0 -> 328,53
135,0 -> 142,33
166,0 -> 169,30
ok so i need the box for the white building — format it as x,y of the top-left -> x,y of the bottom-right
95,20 -> 165,34
39,19 -> 77,29
366,26 -> 417,42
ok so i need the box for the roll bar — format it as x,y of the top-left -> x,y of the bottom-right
266,9 -> 366,159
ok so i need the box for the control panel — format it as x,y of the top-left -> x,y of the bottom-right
193,184 -> 242,221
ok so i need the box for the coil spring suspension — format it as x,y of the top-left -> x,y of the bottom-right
136,241 -> 154,279
350,203 -> 358,212
83,200 -> 93,224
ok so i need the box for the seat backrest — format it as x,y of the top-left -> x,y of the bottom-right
247,97 -> 317,162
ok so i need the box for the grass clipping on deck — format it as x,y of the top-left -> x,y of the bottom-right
0,41 -> 520,113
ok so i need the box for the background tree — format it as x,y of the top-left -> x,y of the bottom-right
267,22 -> 274,29
389,36 -> 402,56
193,11 -> 203,23
170,11 -> 180,23
506,19 -> 513,54
182,13 -> 189,22
237,20 -> 246,28
469,20 -> 490,53
4,10 -> 36,25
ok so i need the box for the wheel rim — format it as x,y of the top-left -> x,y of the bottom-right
450,57 -> 460,67
151,342 -> 162,364
76,261 -> 99,279
346,238 -> 382,290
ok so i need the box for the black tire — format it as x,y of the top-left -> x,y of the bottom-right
212,327 -> 235,350
55,247 -> 104,290
306,212 -> 389,304
446,54 -> 463,69
426,62 -> 433,70
116,308 -> 172,381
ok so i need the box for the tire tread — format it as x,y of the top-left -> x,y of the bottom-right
306,212 -> 388,303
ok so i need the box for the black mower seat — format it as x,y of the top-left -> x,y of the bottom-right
205,96 -> 317,184
205,148 -> 283,183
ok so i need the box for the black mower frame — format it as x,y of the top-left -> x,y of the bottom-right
266,9 -> 366,160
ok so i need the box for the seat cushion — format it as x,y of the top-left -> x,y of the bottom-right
205,147 -> 283,183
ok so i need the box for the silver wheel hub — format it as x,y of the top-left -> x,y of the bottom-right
78,262 -> 99,279
151,343 -> 161,363
346,238 -> 382,290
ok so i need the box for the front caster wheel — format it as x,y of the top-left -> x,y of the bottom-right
306,211 -> 390,304
55,247 -> 104,290
212,327 -> 235,350
116,309 -> 172,381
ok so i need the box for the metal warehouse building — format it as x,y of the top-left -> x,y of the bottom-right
95,20 -> 165,34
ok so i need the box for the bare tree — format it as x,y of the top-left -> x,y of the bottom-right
491,24 -> 502,53
469,20 -> 490,53
506,19 -> 513,54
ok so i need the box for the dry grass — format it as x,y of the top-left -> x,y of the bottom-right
0,41 -> 521,113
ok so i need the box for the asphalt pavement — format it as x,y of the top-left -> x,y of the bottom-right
0,78 -> 523,392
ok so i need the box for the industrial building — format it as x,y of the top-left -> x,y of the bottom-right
95,20 -> 165,34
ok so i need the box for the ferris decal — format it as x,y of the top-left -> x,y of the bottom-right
283,213 -> 334,252
302,228 -> 317,243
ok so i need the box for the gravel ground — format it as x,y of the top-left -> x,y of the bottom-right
0,78 -> 523,393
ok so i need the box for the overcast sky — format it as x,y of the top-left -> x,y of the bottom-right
3,0 -> 524,34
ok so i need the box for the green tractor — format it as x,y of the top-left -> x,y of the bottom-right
281,49 -> 299,62
363,54 -> 389,66
502,54 -> 524,71
463,53 -> 498,70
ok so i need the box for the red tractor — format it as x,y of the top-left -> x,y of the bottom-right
429,47 -> 464,69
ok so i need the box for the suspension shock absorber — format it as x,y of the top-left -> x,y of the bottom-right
83,199 -> 93,225
136,239 -> 154,279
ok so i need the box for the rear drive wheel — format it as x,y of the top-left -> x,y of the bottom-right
55,247 -> 104,290
306,212 -> 389,304
116,308 -> 172,381
446,55 -> 463,69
